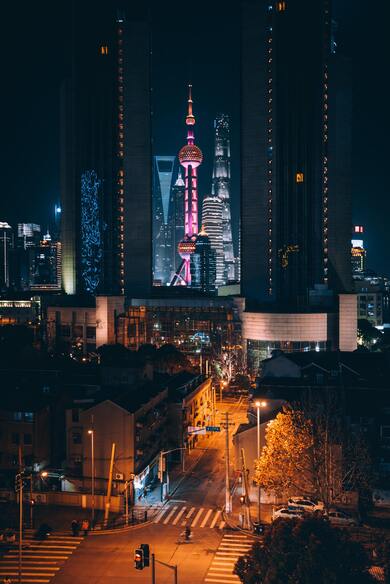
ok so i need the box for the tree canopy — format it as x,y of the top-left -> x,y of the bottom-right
254,401 -> 373,507
234,516 -> 375,584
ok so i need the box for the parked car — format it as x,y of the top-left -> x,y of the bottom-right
272,507 -> 305,521
326,510 -> 359,527
288,497 -> 324,512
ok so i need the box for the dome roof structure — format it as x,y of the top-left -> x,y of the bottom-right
178,144 -> 203,165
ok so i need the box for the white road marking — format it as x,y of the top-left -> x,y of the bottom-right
200,508 -> 213,528
210,510 -> 222,528
172,507 -> 186,525
181,507 -> 196,525
218,520 -> 226,529
163,506 -> 178,525
154,507 -> 170,523
191,508 -> 204,527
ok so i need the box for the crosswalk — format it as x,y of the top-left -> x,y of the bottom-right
0,530 -> 84,583
153,505 -> 226,530
204,533 -> 253,583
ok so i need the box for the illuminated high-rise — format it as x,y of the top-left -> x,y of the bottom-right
212,114 -> 235,282
351,225 -> 366,276
202,196 -> 224,286
0,222 -> 13,290
153,156 -> 179,285
240,0 -> 356,371
61,6 -> 152,298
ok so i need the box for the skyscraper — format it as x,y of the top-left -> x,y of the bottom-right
202,196 -> 224,286
190,227 -> 217,294
0,222 -> 13,290
351,225 -> 366,276
171,169 -> 185,276
212,114 -> 235,282
61,5 -> 152,298
153,156 -> 178,284
241,0 -> 352,306
240,0 -> 356,371
173,85 -> 203,286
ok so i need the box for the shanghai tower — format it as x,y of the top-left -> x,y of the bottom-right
212,114 -> 235,283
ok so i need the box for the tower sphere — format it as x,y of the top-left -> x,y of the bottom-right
178,144 -> 203,167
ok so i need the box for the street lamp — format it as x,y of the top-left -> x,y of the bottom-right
255,400 -> 267,523
88,429 -> 95,527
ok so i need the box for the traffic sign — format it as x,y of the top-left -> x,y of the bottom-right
187,426 -> 206,435
206,426 -> 221,432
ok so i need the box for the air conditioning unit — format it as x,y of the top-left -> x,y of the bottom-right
114,473 -> 124,481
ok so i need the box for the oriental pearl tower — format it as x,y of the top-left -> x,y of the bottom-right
171,85 -> 203,286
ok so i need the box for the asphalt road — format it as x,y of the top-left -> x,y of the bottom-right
52,399 -> 248,584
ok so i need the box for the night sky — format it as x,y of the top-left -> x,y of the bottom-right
1,1 -> 388,273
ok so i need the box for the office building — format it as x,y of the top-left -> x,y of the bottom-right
171,169 -> 185,276
240,0 -> 356,371
190,227 -> 217,294
30,236 -> 62,291
212,114 -> 235,282
153,156 -> 179,285
0,222 -> 13,290
351,225 -> 366,276
202,196 -> 224,286
61,5 -> 152,298
17,224 -> 41,249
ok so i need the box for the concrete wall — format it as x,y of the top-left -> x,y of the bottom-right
95,296 -> 125,347
338,294 -> 357,351
242,311 -> 329,342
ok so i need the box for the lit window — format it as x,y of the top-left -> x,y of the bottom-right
296,172 -> 304,183
276,1 -> 286,11
100,45 -> 108,55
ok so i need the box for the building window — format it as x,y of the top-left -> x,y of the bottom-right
11,433 -> 19,445
276,1 -> 286,11
60,325 -> 71,337
100,45 -> 108,55
72,432 -> 82,445
24,433 -> 32,445
86,326 -> 96,339
72,409 -> 79,423
296,172 -> 304,183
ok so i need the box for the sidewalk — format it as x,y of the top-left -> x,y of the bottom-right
136,437 -> 212,508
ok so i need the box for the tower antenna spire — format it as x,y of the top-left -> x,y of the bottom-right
186,83 -> 195,126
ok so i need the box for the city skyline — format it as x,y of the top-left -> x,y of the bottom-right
4,1 -> 388,277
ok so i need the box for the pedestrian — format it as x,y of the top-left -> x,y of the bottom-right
81,519 -> 89,536
71,519 -> 79,537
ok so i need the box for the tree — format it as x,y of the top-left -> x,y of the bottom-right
153,344 -> 192,374
358,318 -> 382,350
254,399 -> 373,508
234,516 -> 375,584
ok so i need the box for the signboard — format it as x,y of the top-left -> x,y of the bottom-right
187,426 -> 206,435
206,426 -> 221,432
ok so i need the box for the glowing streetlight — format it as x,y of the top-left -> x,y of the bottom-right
255,400 -> 267,523
88,429 -> 95,527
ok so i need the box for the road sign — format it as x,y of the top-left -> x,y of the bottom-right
206,426 -> 221,432
187,426 -> 206,435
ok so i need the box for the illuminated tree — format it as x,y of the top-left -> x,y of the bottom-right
254,398 -> 373,508
234,516 -> 375,584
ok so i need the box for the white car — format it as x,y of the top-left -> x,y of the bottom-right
327,510 -> 359,527
272,507 -> 305,521
288,497 -> 325,513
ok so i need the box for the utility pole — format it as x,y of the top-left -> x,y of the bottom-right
18,444 -> 23,584
224,412 -> 231,513
124,480 -> 129,526
104,442 -> 116,528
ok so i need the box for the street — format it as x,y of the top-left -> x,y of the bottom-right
52,399 -> 248,584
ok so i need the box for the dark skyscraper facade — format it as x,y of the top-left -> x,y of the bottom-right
190,228 -> 217,294
61,5 -> 152,299
241,0 -> 352,308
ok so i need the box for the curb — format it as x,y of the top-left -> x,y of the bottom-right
90,447 -> 210,536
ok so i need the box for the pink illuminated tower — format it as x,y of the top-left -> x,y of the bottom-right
171,85 -> 203,286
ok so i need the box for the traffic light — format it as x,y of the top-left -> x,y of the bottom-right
140,543 -> 150,567
134,548 -> 144,570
